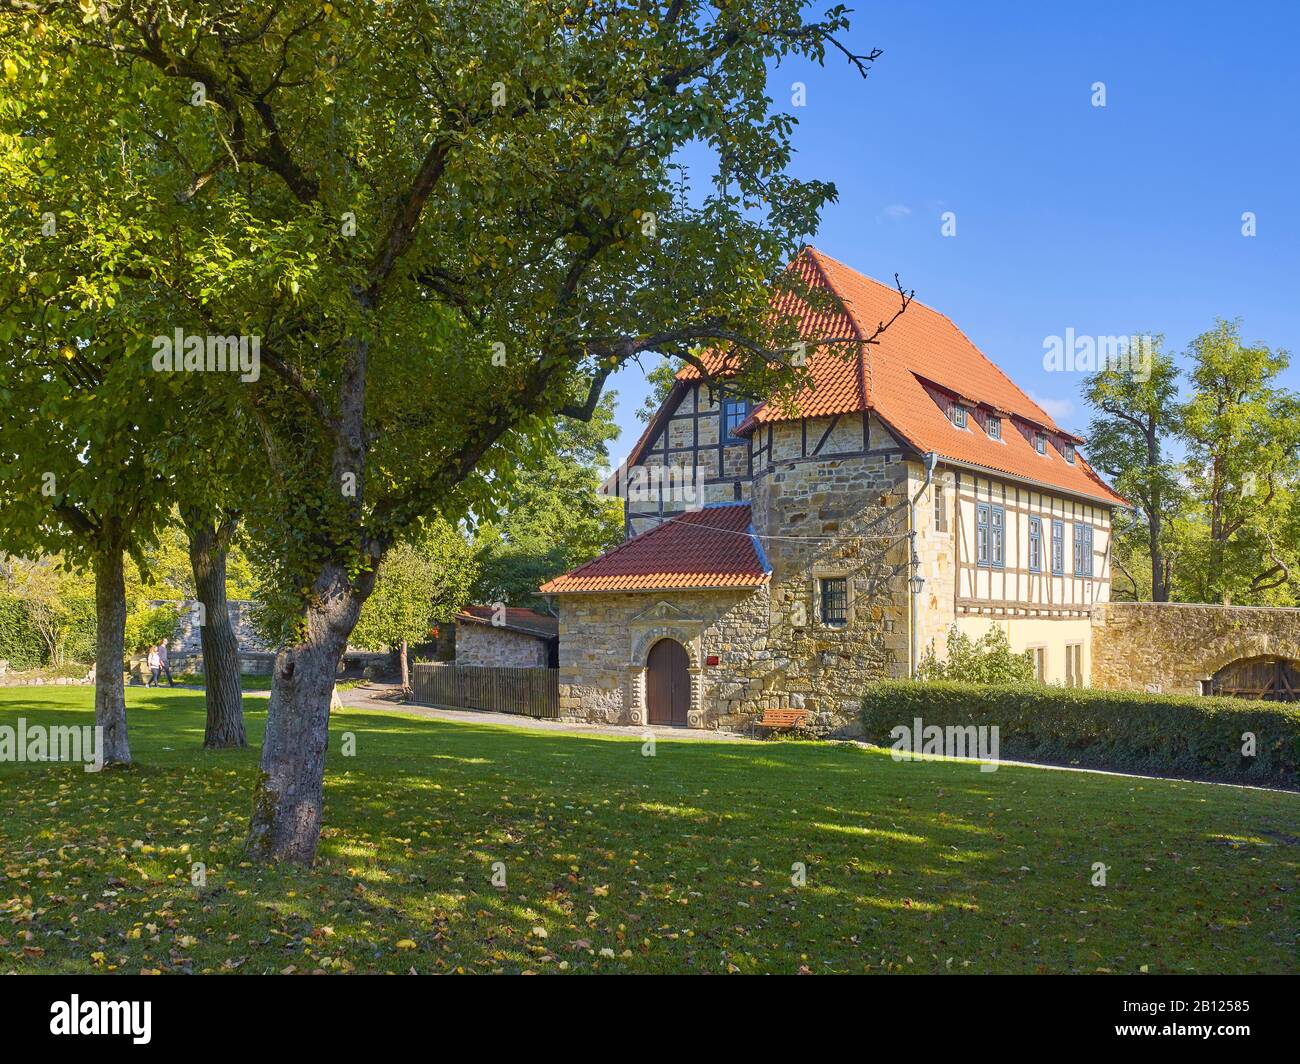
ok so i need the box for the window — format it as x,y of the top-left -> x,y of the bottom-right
1028,516 -> 1043,573
986,415 -> 1002,441
1030,646 -> 1047,683
819,577 -> 848,627
721,398 -> 749,441
1034,433 -> 1047,455
976,503 -> 1005,567
1073,522 -> 1094,577
934,482 -> 948,532
951,403 -> 968,429
1065,643 -> 1084,687
1051,520 -> 1065,575
1062,442 -> 1075,463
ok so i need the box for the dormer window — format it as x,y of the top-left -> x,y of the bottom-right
1034,433 -> 1047,455
1062,442 -> 1075,463
986,415 -> 1002,441
951,404 -> 968,430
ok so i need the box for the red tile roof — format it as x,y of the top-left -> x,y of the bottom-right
539,503 -> 771,594
670,247 -> 1125,507
456,606 -> 558,638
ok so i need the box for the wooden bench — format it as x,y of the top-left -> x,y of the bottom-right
754,707 -> 810,735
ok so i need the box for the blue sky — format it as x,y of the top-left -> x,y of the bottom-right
604,0 -> 1300,464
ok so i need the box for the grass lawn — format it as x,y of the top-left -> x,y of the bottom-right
0,687 -> 1295,974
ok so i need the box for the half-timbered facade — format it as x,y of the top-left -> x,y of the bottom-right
541,248 -> 1127,731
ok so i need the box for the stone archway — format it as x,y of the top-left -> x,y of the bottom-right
627,626 -> 702,727
1210,656 -> 1299,702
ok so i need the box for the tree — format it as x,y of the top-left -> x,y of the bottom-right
634,355 -> 682,424
1179,320 -> 1300,603
180,507 -> 247,748
0,340 -> 174,765
5,558 -> 94,666
352,519 -> 478,690
3,2 -> 888,862
1082,337 -> 1184,601
473,396 -> 624,608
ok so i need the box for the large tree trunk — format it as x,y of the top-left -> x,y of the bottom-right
245,564 -> 366,865
94,547 -> 131,766
184,509 -> 246,749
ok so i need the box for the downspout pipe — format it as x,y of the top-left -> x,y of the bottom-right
908,452 -> 940,677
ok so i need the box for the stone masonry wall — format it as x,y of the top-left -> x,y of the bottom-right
456,624 -> 550,668
1091,601 -> 1300,694
557,587 -> 773,730
752,422 -> 912,732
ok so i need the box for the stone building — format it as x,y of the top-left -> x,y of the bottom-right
454,606 -> 559,668
539,248 -> 1290,730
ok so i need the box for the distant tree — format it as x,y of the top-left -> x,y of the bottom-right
473,398 -> 624,608
352,520 -> 478,690
5,559 -> 94,667
918,626 -> 1036,686
1178,321 -> 1300,603
635,356 -> 682,423
1082,337 -> 1184,601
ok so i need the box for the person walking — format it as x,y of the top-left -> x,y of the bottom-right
157,638 -> 175,687
146,643 -> 162,687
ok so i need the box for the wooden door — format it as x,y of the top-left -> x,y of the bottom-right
646,639 -> 690,725
1212,657 -> 1299,702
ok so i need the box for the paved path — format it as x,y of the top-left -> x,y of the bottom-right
338,682 -> 751,742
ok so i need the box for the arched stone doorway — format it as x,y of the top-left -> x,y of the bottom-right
646,638 -> 691,726
1210,656 -> 1299,702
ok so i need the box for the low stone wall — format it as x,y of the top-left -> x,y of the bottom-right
1091,602 -> 1300,694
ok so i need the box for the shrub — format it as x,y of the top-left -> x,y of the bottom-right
0,593 -> 46,669
916,625 -> 1036,686
861,680 -> 1300,789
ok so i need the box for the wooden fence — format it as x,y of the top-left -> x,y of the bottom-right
410,663 -> 560,719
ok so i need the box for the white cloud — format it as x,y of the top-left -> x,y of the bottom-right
880,204 -> 912,221
1027,392 -> 1074,423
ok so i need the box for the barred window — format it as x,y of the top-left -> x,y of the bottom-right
820,577 -> 848,626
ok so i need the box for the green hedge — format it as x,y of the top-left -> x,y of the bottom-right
0,593 -> 45,670
861,681 -> 1300,789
